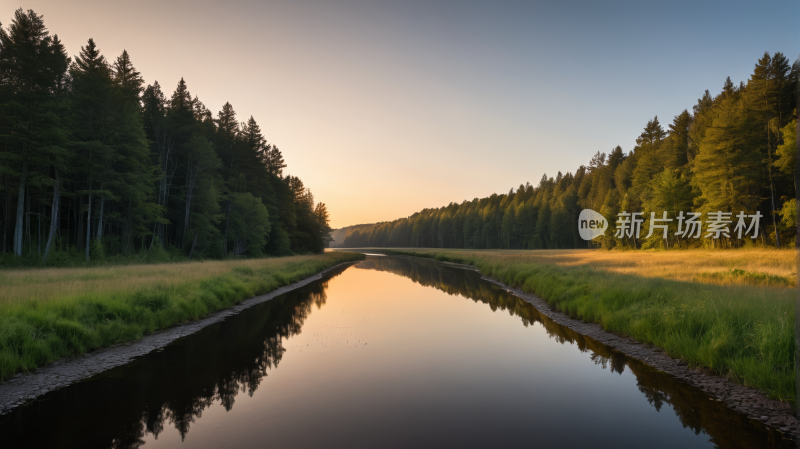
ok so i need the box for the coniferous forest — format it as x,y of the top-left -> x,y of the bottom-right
340,53 -> 799,250
0,9 -> 332,266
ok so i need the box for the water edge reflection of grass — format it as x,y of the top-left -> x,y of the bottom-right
378,248 -> 796,403
0,251 -> 365,382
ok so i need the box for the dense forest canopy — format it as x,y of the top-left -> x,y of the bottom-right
340,52 -> 799,250
0,9 -> 332,264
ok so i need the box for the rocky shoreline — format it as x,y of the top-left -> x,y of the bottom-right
0,261 -> 358,417
476,272 -> 800,438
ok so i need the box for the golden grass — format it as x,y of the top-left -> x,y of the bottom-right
0,255 -> 334,306
365,248 -> 797,287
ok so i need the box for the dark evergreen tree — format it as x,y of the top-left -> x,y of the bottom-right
0,10 -> 332,266
0,9 -> 70,257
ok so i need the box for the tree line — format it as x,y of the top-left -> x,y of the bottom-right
0,9 -> 332,265
341,52 -> 799,250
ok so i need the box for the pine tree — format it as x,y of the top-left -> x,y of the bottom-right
744,52 -> 794,247
192,96 -> 213,123
241,116 -> 265,152
214,101 -> 241,186
0,9 -> 70,257
169,78 -> 193,113
631,117 -> 666,193
662,110 -> 692,169
531,203 -> 550,249
721,76 -> 735,98
216,102 -> 238,138
264,145 -> 287,176
112,50 -> 143,98
70,38 -> 117,260
239,115 -> 277,203
689,90 -> 714,162
181,133 -> 221,247
314,203 -> 333,248
108,50 -> 153,254
693,92 -> 762,214
141,81 -> 173,250
775,118 -> 797,180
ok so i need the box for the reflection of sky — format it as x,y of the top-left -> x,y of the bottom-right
13,1 -> 799,228
142,265 -> 710,448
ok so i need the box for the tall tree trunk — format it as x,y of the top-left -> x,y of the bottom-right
77,195 -> 84,252
2,173 -> 7,256
123,198 -> 131,255
97,196 -> 104,239
64,196 -> 69,249
43,173 -> 60,261
37,202 -> 41,255
3,153 -> 7,256
85,193 -> 92,262
13,157 -> 28,256
767,134 -> 781,248
761,85 -> 781,248
188,233 -> 198,259
182,165 -> 197,248
149,221 -> 157,249
25,187 -> 31,253
183,190 -> 193,248
223,200 -> 231,256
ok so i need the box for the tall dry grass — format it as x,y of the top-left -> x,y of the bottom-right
0,255 -> 348,306
373,248 -> 796,287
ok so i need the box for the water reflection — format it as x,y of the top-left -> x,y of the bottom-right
0,258 -> 793,448
356,256 -> 790,449
0,266 -> 342,449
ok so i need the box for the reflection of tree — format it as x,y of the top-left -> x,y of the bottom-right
109,418 -> 146,449
146,276 -> 332,441
589,352 -> 627,375
0,266 -> 346,449
357,257 -> 788,449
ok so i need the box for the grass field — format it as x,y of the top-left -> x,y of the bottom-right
380,248 -> 796,287
0,251 -> 364,382
370,248 -> 797,402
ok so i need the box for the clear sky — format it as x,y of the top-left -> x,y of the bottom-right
5,0 -> 799,228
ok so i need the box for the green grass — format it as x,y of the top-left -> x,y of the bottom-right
383,249 -> 795,402
695,268 -> 795,287
0,251 -> 364,382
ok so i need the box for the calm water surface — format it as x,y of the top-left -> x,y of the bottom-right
0,256 -> 792,448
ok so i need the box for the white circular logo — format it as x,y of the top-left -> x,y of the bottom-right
578,209 -> 607,240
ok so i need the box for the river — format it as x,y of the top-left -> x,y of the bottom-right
0,256 -> 792,448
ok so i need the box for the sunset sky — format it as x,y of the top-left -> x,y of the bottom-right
6,0 -> 799,228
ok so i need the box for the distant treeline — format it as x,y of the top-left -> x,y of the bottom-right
0,9 -> 332,265
342,52 -> 799,250
329,224 -> 372,248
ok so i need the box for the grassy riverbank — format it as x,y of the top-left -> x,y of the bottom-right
0,251 -> 364,382
376,248 -> 796,402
